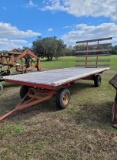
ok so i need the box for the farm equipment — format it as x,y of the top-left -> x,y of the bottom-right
0,49 -> 41,76
75,37 -> 112,68
0,37 -> 112,121
0,49 -> 41,94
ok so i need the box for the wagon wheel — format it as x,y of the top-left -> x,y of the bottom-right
94,75 -> 101,87
20,85 -> 29,99
56,88 -> 70,109
0,84 -> 3,95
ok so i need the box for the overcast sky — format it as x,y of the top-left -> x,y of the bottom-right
0,0 -> 117,50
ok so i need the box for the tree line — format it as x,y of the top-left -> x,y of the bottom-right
0,36 -> 117,60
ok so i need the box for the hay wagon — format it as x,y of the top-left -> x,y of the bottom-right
0,37 -> 112,121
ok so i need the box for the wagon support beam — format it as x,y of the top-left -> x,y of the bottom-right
0,88 -> 55,121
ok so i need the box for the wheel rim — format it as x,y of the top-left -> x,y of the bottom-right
62,93 -> 69,105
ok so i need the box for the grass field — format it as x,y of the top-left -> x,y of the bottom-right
0,55 -> 117,160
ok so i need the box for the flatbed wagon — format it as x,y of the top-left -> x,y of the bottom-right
0,67 -> 109,121
0,37 -> 112,121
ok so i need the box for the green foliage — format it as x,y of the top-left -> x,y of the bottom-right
63,45 -> 75,56
0,50 -> 8,55
32,36 -> 66,61
111,45 -> 117,55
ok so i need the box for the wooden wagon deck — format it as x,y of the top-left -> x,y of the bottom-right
3,67 -> 109,89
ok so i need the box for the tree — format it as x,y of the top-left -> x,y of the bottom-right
0,50 -> 8,55
64,46 -> 74,56
111,45 -> 117,55
32,37 -> 66,61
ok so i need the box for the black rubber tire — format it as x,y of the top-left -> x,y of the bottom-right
56,88 -> 70,109
94,75 -> 101,87
0,84 -> 3,95
20,85 -> 29,98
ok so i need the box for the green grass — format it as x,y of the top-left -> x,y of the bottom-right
40,56 -> 76,69
0,55 -> 117,160
40,55 -> 117,70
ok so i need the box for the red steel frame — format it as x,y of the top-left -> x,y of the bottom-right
76,37 -> 112,68
0,88 -> 55,121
